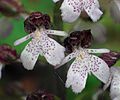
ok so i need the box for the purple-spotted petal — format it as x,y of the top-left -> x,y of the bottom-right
55,50 -> 78,69
20,39 -> 42,70
66,58 -> 88,93
41,37 -> 65,66
89,55 -> 110,83
84,0 -> 103,22
60,0 -> 82,22
110,67 -> 120,100
14,33 -> 34,46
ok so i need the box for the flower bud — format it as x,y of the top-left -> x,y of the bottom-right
26,90 -> 54,100
64,30 -> 93,53
100,51 -> 120,67
0,0 -> 25,17
0,44 -> 18,64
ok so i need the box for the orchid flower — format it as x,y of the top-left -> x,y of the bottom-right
14,12 -> 67,70
104,67 -> 120,100
56,47 -> 110,93
14,29 -> 67,70
53,0 -> 103,22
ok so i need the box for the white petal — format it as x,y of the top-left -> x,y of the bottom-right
94,0 -> 100,8
14,33 -> 34,46
86,48 -> 110,53
60,0 -> 82,22
55,50 -> 78,69
0,63 -> 3,79
66,58 -> 88,93
103,72 -> 112,91
53,0 -> 60,3
20,39 -> 42,70
45,30 -> 68,37
89,55 -> 110,83
84,0 -> 103,22
110,67 -> 120,100
41,36 -> 65,66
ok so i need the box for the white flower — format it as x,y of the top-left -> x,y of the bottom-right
53,0 -> 103,22
14,28 -> 67,70
104,67 -> 120,100
57,47 -> 110,93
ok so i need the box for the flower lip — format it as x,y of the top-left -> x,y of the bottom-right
59,47 -> 110,93
24,12 -> 51,34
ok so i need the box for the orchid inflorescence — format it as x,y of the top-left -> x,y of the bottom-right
13,11 -> 112,95
7,0 -> 120,99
